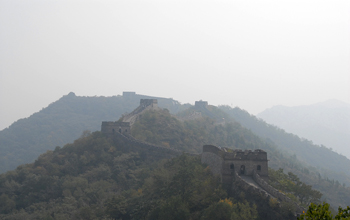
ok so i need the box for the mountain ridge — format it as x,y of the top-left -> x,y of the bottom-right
257,99 -> 350,159
1,93 -> 350,208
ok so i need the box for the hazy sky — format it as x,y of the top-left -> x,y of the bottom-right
1,0 -> 349,130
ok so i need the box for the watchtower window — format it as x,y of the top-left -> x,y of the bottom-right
230,164 -> 234,170
125,129 -> 128,133
119,128 -> 122,133
257,165 -> 261,171
112,129 -> 115,133
240,165 -> 245,175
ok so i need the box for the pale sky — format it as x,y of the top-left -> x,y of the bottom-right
1,0 -> 349,130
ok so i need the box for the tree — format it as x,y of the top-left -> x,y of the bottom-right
148,196 -> 190,220
231,201 -> 258,220
201,199 -> 234,220
105,195 -> 128,220
298,203 -> 350,220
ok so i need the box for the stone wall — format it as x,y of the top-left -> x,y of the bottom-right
223,158 -> 268,177
111,130 -> 183,161
123,99 -> 159,125
231,170 -> 272,199
123,91 -> 136,98
195,101 -> 208,108
202,145 -> 225,156
140,99 -> 158,108
176,111 -> 202,122
101,122 -> 131,135
194,102 -> 217,119
201,145 -> 268,178
252,170 -> 304,214
201,151 -> 224,179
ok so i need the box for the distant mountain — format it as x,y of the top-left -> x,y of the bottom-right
257,100 -> 350,159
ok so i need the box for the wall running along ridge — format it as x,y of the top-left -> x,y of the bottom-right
123,99 -> 159,125
252,170 -> 304,213
201,144 -> 305,215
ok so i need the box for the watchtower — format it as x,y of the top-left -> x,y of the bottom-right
123,91 -> 136,98
101,121 -> 131,136
140,99 -> 158,108
195,100 -> 208,108
201,145 -> 268,185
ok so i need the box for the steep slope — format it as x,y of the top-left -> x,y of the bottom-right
133,108 -> 350,208
219,106 -> 350,186
257,100 -> 350,159
0,92 -> 186,173
2,93 -> 350,209
0,109 -> 324,219
0,131 -> 298,220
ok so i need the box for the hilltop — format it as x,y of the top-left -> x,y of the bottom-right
0,92 -> 187,173
0,107 -> 322,219
1,92 -> 350,209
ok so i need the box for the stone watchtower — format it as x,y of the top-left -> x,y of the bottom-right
201,145 -> 268,185
123,91 -> 136,98
101,99 -> 159,136
195,100 -> 208,108
101,122 -> 131,136
140,99 -> 158,109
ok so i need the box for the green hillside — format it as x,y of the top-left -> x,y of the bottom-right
1,93 -> 350,209
0,128 -> 316,220
133,109 -> 350,208
0,92 -> 187,173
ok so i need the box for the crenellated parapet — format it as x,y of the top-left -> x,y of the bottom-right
202,145 -> 268,181
195,100 -> 208,108
140,99 -> 158,108
101,99 -> 159,136
101,121 -> 131,136
201,144 -> 304,215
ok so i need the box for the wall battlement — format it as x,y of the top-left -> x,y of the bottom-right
123,91 -> 136,98
122,99 -> 159,125
140,99 -> 158,108
201,144 -> 268,181
101,121 -> 131,135
102,99 -> 159,136
195,100 -> 208,108
201,144 -> 304,214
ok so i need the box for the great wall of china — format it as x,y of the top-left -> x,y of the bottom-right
101,93 -> 304,215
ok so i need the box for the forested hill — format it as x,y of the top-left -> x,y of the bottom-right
0,92 -> 187,173
0,115 -> 322,219
219,106 -> 350,187
133,109 -> 350,208
1,93 -> 350,208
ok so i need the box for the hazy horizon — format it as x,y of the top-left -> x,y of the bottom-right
1,0 -> 349,130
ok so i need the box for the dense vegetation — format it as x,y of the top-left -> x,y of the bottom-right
132,109 -> 350,209
1,93 -> 350,212
268,169 -> 322,207
0,131 -> 301,220
298,203 -> 350,220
